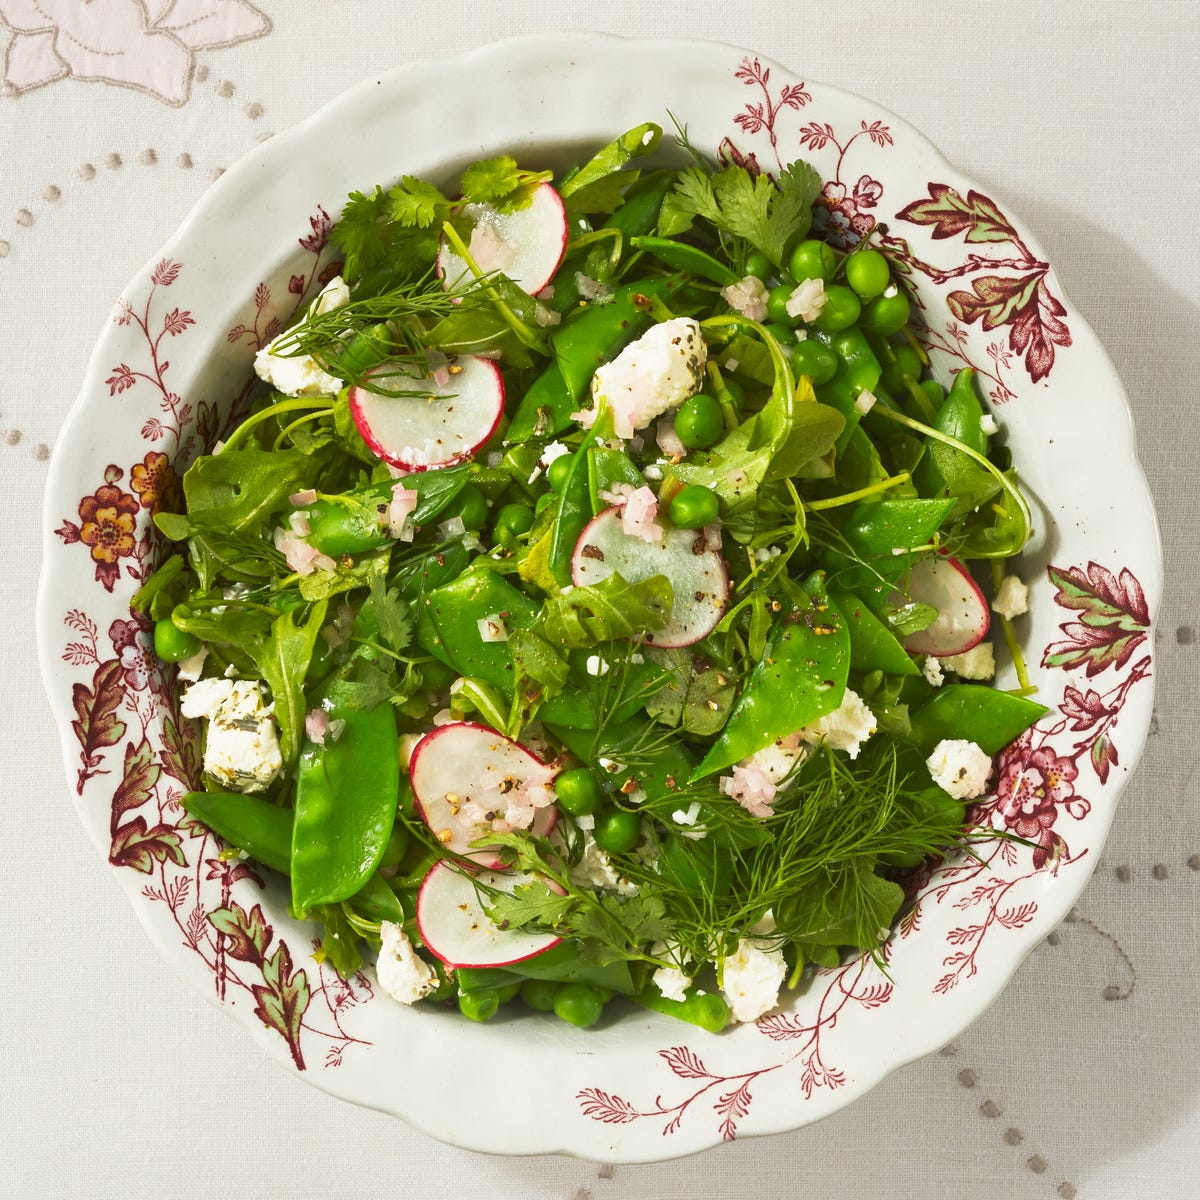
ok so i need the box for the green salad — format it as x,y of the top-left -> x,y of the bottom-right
138,122 -> 1045,1032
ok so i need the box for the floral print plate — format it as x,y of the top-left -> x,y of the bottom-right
37,35 -> 1161,1161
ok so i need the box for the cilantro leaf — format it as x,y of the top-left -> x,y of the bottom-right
388,176 -> 452,229
332,187 -> 392,281
483,880 -> 575,932
660,158 -> 824,266
460,155 -> 523,204
368,570 -> 413,654
575,892 -> 673,962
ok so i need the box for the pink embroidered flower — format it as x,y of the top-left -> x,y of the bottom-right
0,0 -> 269,107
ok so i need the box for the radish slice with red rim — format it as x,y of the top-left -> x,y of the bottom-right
348,354 -> 503,472
437,182 -> 568,297
410,721 -> 558,868
570,508 -> 728,648
898,555 -> 990,656
416,861 -> 562,969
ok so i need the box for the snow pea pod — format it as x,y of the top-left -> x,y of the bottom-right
291,677 -> 400,914
507,273 -> 689,441
912,367 -> 990,501
630,236 -> 739,286
821,497 -> 955,594
629,986 -> 731,1032
305,467 -> 468,557
587,445 -> 643,513
547,423 -> 607,586
694,576 -> 851,780
905,685 -> 1047,756
181,789 -> 408,922
456,945 -> 636,995
414,567 -> 539,696
602,169 -> 676,237
813,326 -> 882,451
830,588 -> 920,676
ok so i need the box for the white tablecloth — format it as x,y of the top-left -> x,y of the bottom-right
2,4 -> 1197,1197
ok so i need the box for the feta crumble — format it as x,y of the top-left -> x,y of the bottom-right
992,575 -> 1029,620
722,937 -> 787,1022
180,678 -> 282,793
376,921 -> 438,1005
568,830 -> 638,895
796,688 -> 877,759
650,941 -> 693,1003
926,738 -> 993,800
253,275 -> 349,397
922,656 -> 945,687
589,317 -> 707,439
943,642 -> 995,680
585,654 -> 610,677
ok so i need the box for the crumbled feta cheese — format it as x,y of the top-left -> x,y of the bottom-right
590,318 -> 707,439
253,275 -> 349,397
176,645 -> 208,683
720,275 -> 769,321
540,441 -> 571,467
753,545 -> 783,564
650,942 -> 693,1003
979,413 -> 999,436
926,739 -> 993,800
943,642 -> 996,680
796,688 -> 877,759
671,802 -> 702,826
585,654 -> 610,677
376,921 -> 438,1005
785,277 -> 827,322
569,830 -> 638,895
854,388 -> 878,415
922,656 -> 945,687
642,463 -> 664,483
723,937 -> 787,1022
180,678 -> 282,793
992,575 -> 1029,620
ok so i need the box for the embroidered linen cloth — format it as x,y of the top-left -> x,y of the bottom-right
1,4 -> 1197,1198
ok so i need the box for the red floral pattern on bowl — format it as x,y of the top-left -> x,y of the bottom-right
37,35 -> 1161,1160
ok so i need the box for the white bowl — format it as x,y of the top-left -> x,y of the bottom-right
37,33 -> 1161,1161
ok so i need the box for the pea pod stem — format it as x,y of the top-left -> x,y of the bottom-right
219,397 -> 332,453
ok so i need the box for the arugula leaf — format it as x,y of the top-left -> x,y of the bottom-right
181,449 -> 314,535
250,600 -> 328,766
644,647 -> 736,736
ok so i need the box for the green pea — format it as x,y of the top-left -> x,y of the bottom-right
844,248 -> 891,300
744,250 -> 772,281
669,484 -> 719,530
814,284 -> 862,333
860,288 -> 911,335
553,982 -> 607,1029
493,501 -> 534,546
153,618 -> 201,663
788,238 -> 838,282
593,808 -> 641,854
674,393 -> 724,449
521,979 -> 562,1012
881,344 -> 923,392
458,989 -> 501,1022
554,767 -> 604,816
763,322 -> 796,347
449,484 -> 488,531
547,454 -> 574,492
766,284 -> 801,327
791,339 -> 838,385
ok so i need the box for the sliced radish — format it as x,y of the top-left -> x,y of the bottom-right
437,182 -> 568,297
349,354 -> 503,471
411,721 -> 558,867
570,508 -> 728,648
898,555 -> 990,656
416,861 -> 562,969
